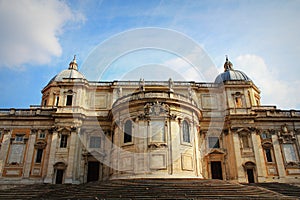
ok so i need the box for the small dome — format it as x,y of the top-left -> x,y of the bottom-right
47,56 -> 85,85
214,56 -> 251,84
50,69 -> 85,82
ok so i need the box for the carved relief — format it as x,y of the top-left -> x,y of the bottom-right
277,124 -> 296,143
146,101 -> 169,116
139,101 -> 171,121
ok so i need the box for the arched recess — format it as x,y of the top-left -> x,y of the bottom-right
182,120 -> 191,143
243,161 -> 257,183
53,162 -> 67,184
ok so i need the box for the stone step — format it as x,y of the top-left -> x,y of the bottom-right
251,182 -> 300,198
0,179 -> 296,200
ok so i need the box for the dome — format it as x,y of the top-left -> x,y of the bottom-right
50,69 -> 85,82
47,56 -> 85,85
214,56 -> 251,84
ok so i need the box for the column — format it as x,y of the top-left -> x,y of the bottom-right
44,131 -> 58,183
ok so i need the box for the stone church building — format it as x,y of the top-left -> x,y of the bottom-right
0,57 -> 299,185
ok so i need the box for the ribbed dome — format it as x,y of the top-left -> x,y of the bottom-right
214,56 -> 251,84
47,56 -> 85,85
49,69 -> 85,82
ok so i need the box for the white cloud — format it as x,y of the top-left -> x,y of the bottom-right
163,56 -> 203,81
235,54 -> 300,110
0,0 -> 85,68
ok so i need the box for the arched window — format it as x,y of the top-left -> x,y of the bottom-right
124,120 -> 132,143
182,120 -> 190,143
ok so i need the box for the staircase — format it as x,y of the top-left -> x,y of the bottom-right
0,179 -> 297,200
253,182 -> 300,199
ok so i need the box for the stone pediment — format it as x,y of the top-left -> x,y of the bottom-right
83,150 -> 105,160
208,148 -> 226,155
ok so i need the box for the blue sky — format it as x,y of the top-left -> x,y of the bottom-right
0,0 -> 299,109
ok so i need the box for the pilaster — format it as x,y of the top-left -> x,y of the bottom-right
44,131 -> 58,183
251,132 -> 266,181
23,130 -> 37,178
0,130 -> 11,177
65,129 -> 77,183
272,134 -> 285,177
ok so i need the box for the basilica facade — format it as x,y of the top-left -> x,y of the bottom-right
0,57 -> 299,185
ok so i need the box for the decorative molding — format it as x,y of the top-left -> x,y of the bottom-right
261,141 -> 273,149
232,127 -> 258,135
169,114 -> 177,120
242,161 -> 256,170
148,143 -> 167,150
285,161 -> 300,168
34,140 -> 47,149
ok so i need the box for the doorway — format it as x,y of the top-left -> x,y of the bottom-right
87,161 -> 100,182
211,161 -> 223,180
55,169 -> 64,184
247,169 -> 255,183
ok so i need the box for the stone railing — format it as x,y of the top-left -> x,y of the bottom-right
55,106 -> 85,114
266,110 -> 300,117
225,108 -> 252,115
0,108 -> 55,116
89,81 -> 113,86
252,106 -> 277,110
252,106 -> 300,117
113,91 -> 198,107
88,81 -> 218,88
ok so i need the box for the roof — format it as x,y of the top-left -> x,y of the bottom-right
47,56 -> 86,85
214,56 -> 251,84
214,69 -> 251,84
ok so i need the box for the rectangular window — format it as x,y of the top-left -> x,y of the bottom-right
39,132 -> 46,139
35,149 -> 43,163
124,120 -> 132,143
208,137 -> 220,148
242,135 -> 250,148
60,135 -> 68,148
151,121 -> 165,143
66,95 -> 73,106
265,149 -> 273,162
55,96 -> 60,106
89,136 -> 101,148
15,135 -> 24,142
